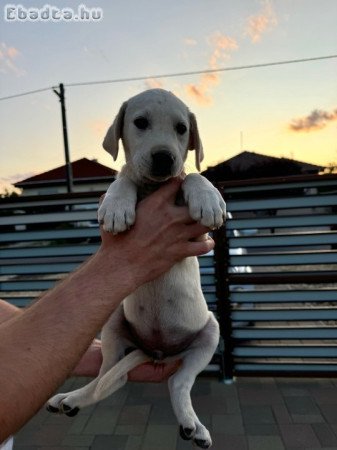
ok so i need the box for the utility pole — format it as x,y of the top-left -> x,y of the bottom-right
53,83 -> 73,193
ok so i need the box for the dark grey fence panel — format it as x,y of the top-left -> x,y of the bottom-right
214,173 -> 337,380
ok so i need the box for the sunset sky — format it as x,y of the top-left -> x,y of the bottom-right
0,0 -> 336,193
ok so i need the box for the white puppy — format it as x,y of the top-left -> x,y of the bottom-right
47,89 -> 226,448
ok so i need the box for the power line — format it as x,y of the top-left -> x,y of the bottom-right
0,85 -> 53,101
67,54 -> 337,88
0,54 -> 336,101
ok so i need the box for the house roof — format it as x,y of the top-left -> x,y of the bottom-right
202,151 -> 324,181
15,158 -> 117,187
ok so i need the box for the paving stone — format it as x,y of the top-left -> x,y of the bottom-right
244,423 -> 280,436
272,404 -> 292,424
91,434 -> 128,450
67,414 -> 91,434
148,401 -> 177,425
211,380 -> 239,398
61,434 -> 95,446
37,447 -> 89,450
99,385 -> 129,407
15,423 -> 72,446
242,406 -> 275,424
210,434 -> 248,450
279,423 -> 321,448
312,387 -> 337,405
124,435 -> 143,450
239,386 -> 283,406
141,424 -> 178,450
118,405 -> 151,426
194,394 -> 227,415
291,414 -> 325,424
320,404 -> 337,423
284,396 -> 321,415
191,379 -> 212,396
114,424 -> 147,435
212,414 -> 244,435
247,435 -> 285,450
82,406 -> 119,435
312,423 -> 337,447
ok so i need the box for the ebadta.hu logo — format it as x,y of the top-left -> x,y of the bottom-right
4,4 -> 103,22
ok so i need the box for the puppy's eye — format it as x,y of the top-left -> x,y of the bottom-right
176,122 -> 187,135
134,117 -> 149,130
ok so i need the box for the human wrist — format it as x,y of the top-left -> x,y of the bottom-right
93,246 -> 139,298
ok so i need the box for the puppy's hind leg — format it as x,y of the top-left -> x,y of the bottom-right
168,313 -> 219,449
47,305 -> 138,416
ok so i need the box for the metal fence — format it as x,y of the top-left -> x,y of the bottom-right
1,173 -> 337,380
213,173 -> 337,380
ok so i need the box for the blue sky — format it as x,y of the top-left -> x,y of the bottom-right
0,0 -> 336,192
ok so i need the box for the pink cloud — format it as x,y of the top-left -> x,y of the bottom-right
244,0 -> 277,43
185,32 -> 238,106
0,42 -> 25,76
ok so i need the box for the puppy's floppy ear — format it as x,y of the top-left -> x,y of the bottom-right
188,112 -> 204,172
102,101 -> 128,161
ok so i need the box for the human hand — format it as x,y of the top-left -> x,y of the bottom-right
98,177 -> 214,292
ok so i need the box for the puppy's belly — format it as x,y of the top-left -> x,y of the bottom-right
125,319 -> 200,360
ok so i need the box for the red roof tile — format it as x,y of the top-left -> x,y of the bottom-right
16,158 -> 117,185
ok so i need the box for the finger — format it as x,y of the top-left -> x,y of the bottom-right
181,222 -> 212,240
180,237 -> 215,258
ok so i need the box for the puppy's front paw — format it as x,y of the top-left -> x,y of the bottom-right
98,196 -> 136,234
187,189 -> 226,229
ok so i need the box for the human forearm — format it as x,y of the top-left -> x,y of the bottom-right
0,251 -> 129,440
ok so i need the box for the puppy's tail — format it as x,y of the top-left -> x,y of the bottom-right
95,349 -> 151,399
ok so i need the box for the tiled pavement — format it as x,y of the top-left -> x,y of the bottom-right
13,376 -> 337,450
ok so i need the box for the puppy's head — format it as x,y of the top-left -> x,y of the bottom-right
103,89 -> 204,183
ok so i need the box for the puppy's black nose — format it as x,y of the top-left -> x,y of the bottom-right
151,150 -> 175,177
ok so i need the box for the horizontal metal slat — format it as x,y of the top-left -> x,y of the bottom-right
230,289 -> 337,303
0,196 -> 99,210
229,232 -> 337,248
227,194 -> 337,212
200,274 -> 216,285
230,251 -> 337,266
223,178 -> 337,194
227,214 -> 337,230
232,327 -> 337,340
234,363 -> 337,374
233,346 -> 337,358
0,280 -> 56,291
198,256 -> 215,267
0,244 -> 99,258
228,271 -> 337,285
0,227 -> 100,243
0,210 -> 97,226
0,262 -> 80,275
232,308 -> 337,321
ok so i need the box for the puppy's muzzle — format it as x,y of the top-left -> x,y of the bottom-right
151,150 -> 175,178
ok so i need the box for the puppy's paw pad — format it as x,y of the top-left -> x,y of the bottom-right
194,438 -> 212,449
179,426 -> 194,440
46,404 -> 60,414
62,404 -> 80,417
